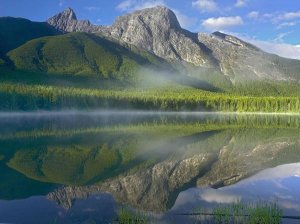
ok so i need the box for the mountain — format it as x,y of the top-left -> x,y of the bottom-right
0,17 -> 60,57
7,32 -> 166,79
47,8 -> 106,33
198,32 -> 300,82
47,7 -> 217,68
47,6 -> 300,83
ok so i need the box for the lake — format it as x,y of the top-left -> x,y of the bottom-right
0,111 -> 299,223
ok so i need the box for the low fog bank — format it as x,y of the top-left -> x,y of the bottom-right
133,66 -> 224,92
1,110 -> 300,118
0,110 -> 300,122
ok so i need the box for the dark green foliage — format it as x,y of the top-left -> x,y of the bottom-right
116,208 -> 148,224
1,82 -> 300,112
7,32 -> 159,79
228,80 -> 300,97
211,202 -> 282,224
0,17 -> 60,56
0,58 -> 6,66
7,144 -> 121,185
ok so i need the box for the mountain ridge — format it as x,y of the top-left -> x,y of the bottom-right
47,6 -> 217,68
46,6 -> 300,83
0,6 -> 300,86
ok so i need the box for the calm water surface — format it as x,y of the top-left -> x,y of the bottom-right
0,111 -> 299,223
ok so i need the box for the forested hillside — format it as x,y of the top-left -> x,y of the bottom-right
7,32 -> 161,79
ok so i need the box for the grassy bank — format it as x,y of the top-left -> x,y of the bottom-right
190,202 -> 283,224
115,202 -> 283,224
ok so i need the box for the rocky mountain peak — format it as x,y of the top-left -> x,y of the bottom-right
45,6 -> 215,66
46,7 -> 100,33
212,31 -> 259,50
44,6 -> 296,82
47,7 -> 77,25
108,6 -> 217,67
112,6 -> 181,31
62,7 -> 77,20
47,7 -> 78,32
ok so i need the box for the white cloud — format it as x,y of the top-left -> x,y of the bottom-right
134,0 -> 166,10
85,6 -> 100,11
252,41 -> 300,59
278,11 -> 300,21
241,163 -> 300,181
232,33 -> 300,59
116,0 -> 166,12
116,0 -> 135,11
94,18 -> 102,25
59,0 -> 64,7
192,0 -> 218,13
200,189 -> 241,204
202,16 -> 244,30
172,9 -> 197,29
247,11 -> 259,19
271,11 -> 300,23
276,21 -> 297,29
273,31 -> 293,43
280,201 -> 300,212
235,0 -> 247,7
116,0 -> 197,29
263,13 -> 274,19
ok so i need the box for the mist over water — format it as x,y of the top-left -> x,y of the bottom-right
0,111 -> 299,223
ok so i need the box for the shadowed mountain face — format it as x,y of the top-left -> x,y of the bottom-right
0,17 -> 60,56
46,6 -> 300,83
7,32 -> 162,78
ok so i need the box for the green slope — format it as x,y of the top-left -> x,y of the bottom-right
7,32 -> 165,79
0,17 -> 60,56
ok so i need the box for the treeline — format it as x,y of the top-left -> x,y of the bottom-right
1,82 -> 300,112
228,80 -> 300,97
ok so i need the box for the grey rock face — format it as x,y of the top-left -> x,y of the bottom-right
47,7 -> 108,33
108,7 -> 216,67
47,6 -> 216,68
198,32 -> 295,82
47,8 -> 77,32
47,6 -> 300,82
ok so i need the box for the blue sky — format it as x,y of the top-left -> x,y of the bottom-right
1,0 -> 300,58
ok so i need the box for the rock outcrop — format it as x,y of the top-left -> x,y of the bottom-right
107,7 -> 217,67
47,8 -> 108,33
198,32 -> 294,82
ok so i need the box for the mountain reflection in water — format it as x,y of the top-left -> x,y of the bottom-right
0,111 -> 299,223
